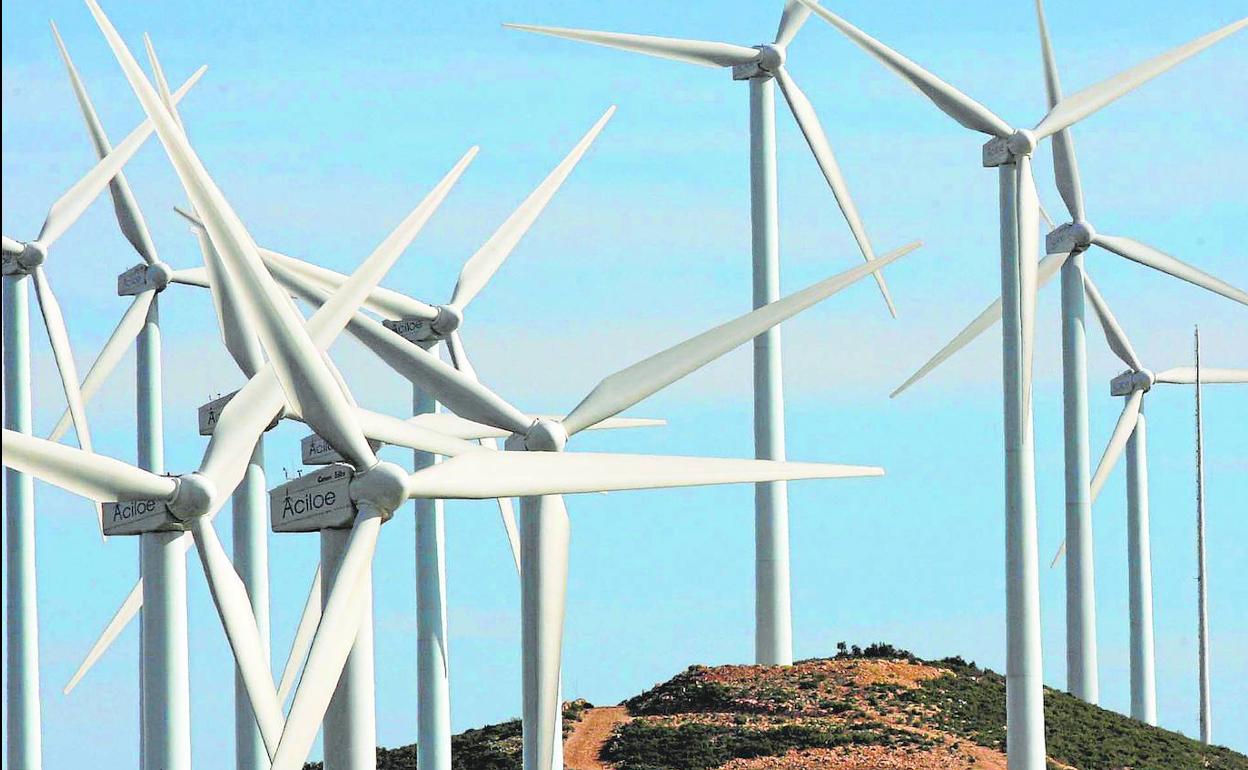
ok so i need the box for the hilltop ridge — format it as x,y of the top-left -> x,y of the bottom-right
305,643 -> 1246,770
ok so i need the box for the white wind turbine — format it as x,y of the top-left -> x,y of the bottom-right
887,0 -> 1248,706
506,0 -> 911,666
238,105 -> 665,770
75,7 -> 924,770
273,236 -> 921,770
1,52 -> 204,767
1053,276 -> 1247,726
796,0 -> 1245,765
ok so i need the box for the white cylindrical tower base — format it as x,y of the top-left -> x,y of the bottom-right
4,274 -> 42,770
1126,411 -> 1157,725
320,528 -> 377,770
748,75 -> 793,667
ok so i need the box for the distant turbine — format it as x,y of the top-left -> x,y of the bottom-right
506,0 -> 916,668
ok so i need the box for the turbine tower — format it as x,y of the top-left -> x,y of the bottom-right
796,0 -> 1245,765
504,0 -> 911,666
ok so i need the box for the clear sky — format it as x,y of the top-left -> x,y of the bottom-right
2,0 -> 1246,766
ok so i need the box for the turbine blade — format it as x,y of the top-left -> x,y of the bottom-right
195,222 -> 265,377
271,508 -> 382,770
3,236 -> 23,257
774,67 -> 896,317
503,23 -> 761,68
775,0 -> 813,47
1154,366 -> 1248,384
891,251 -> 1069,397
796,0 -> 1013,137
1081,271 -> 1143,370
35,64 -> 206,249
2,429 -> 177,503
1033,17 -> 1248,139
407,451 -> 884,500
1017,156 -> 1040,414
450,107 -> 615,310
142,33 -> 182,130
86,0 -> 380,470
1090,389 -> 1144,501
31,268 -> 92,453
561,241 -> 922,435
63,577 -> 144,693
168,266 -> 210,287
447,331 -> 522,574
49,291 -> 155,442
50,20 -> 161,263
276,566 -> 322,705
187,517 -> 284,757
1033,0 -> 1085,221
31,267 -> 102,532
1093,233 -> 1248,306
351,406 -> 479,457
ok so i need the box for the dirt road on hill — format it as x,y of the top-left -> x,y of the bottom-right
564,706 -> 629,770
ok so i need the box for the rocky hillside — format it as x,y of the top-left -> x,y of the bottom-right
305,643 -> 1247,770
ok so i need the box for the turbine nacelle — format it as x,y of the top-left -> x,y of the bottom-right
1046,220 -> 1097,254
982,129 -> 1035,167
116,260 -> 173,296
1110,368 -> 1156,396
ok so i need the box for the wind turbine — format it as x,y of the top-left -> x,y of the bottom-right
505,0 -> 911,666
796,0 -> 1245,765
41,24 -> 225,767
1057,276 -> 1247,725
248,105 -> 656,770
1194,326 -> 1211,745
273,235 -> 921,770
1,47 -> 204,767
886,0 -> 1248,706
75,7 -> 926,770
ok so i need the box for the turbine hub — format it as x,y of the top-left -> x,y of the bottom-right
1136,368 -> 1156,392
755,43 -> 785,72
168,472 -> 217,519
1069,220 -> 1096,248
149,261 -> 174,292
430,304 -> 463,336
522,418 -> 568,453
1006,129 -> 1037,157
349,460 -> 409,515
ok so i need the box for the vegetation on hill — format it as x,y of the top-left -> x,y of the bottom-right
303,643 -> 1247,770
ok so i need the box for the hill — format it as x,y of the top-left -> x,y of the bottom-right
304,643 -> 1247,770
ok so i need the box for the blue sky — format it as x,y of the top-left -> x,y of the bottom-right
3,0 -> 1246,765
